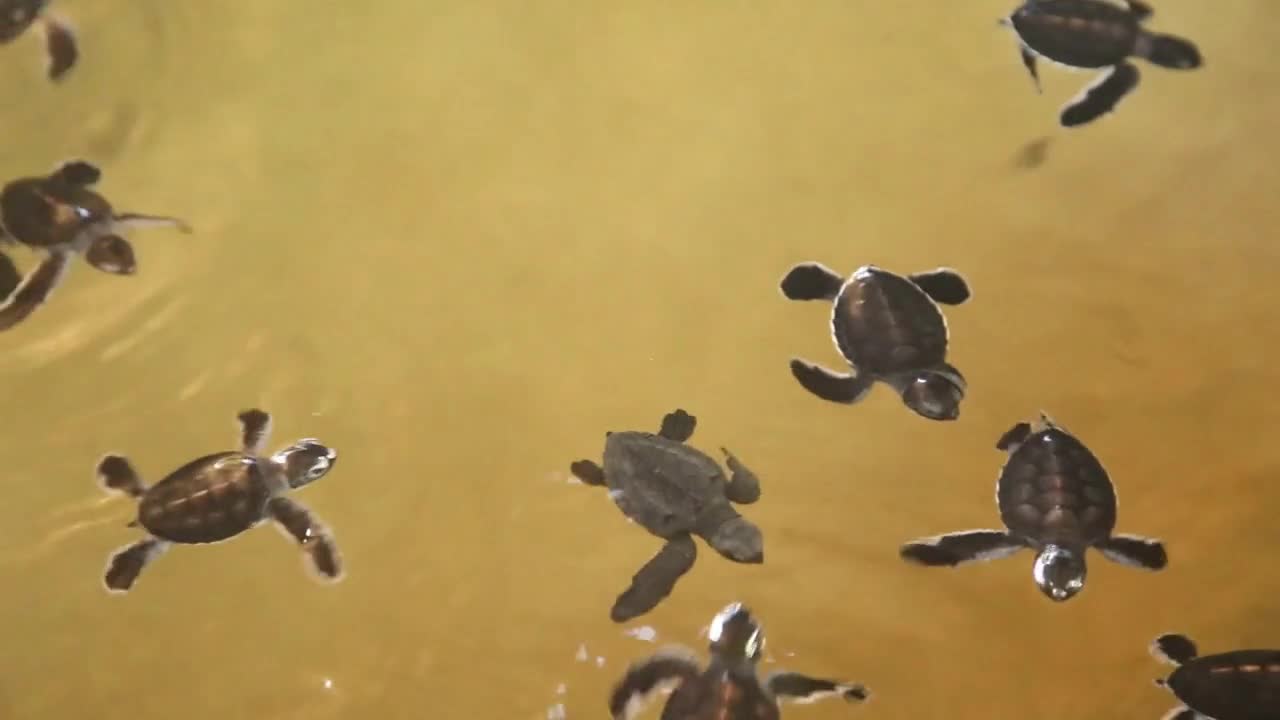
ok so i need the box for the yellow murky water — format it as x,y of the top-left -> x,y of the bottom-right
1,1 -> 1278,718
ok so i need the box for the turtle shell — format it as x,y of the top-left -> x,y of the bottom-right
1011,0 -> 1140,69
830,266 -> 948,377
0,0 -> 46,43
137,452 -> 276,544
0,177 -> 112,249
602,431 -> 730,539
1169,650 -> 1280,720
660,667 -> 779,720
996,425 -> 1117,546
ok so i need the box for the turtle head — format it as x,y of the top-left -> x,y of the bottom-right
272,439 -> 338,489
707,517 -> 763,564
708,602 -> 765,664
900,368 -> 965,421
1033,545 -> 1086,602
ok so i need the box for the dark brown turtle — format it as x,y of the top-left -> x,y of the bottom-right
1150,633 -> 1280,720
570,409 -> 764,623
609,602 -> 870,720
97,409 -> 342,593
779,262 -> 970,421
1000,0 -> 1203,127
0,160 -> 190,332
0,0 -> 77,80
899,412 -> 1167,601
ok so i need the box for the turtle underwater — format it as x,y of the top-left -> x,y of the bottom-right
1000,0 -> 1203,127
0,159 -> 190,332
899,412 -> 1168,601
1149,633 -> 1280,720
608,602 -> 870,720
0,0 -> 78,81
570,409 -> 764,623
98,408 -> 342,593
779,261 -> 971,421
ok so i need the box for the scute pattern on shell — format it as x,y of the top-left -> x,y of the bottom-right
832,268 -> 948,376
997,428 -> 1117,545
1170,650 -> 1280,720
138,452 -> 274,544
602,431 -> 727,539
1011,0 -> 1140,69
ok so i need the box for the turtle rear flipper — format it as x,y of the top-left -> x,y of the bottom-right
908,268 -> 971,305
1061,62 -> 1141,128
610,534 -> 697,623
779,262 -> 844,301
765,671 -> 870,704
996,421 -> 1034,451
607,646 -> 700,720
0,251 -> 71,332
1135,32 -> 1202,69
40,16 -> 76,82
789,358 -> 874,404
1152,634 -> 1199,665
50,160 -> 100,187
103,537 -> 169,593
900,530 -> 1025,566
658,409 -> 696,442
1097,534 -> 1168,570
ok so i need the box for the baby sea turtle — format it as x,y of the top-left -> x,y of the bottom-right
609,602 -> 870,720
899,412 -> 1167,601
1000,0 -> 1203,127
779,262 -> 970,421
97,409 -> 341,593
570,409 -> 764,623
0,0 -> 77,81
1150,633 -> 1280,720
0,160 -> 190,332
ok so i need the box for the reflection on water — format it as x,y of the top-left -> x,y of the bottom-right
1,1 -> 1279,719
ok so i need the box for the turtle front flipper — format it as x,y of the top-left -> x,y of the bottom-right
720,447 -> 760,504
1060,62 -> 1141,128
96,455 -> 146,498
779,262 -> 844,301
658,409 -> 696,442
607,646 -> 701,720
112,212 -> 193,234
569,459 -> 606,486
765,671 -> 870,704
40,16 -> 77,82
237,409 -> 274,455
0,250 -> 72,332
268,496 -> 343,581
789,358 -> 874,404
900,530 -> 1025,566
103,537 -> 169,593
0,252 -> 19,301
610,534 -> 697,623
85,235 -> 135,275
908,268 -> 971,305
996,421 -> 1033,451
1097,534 -> 1168,570
1018,45 -> 1042,93
1151,634 -> 1199,665
1158,708 -> 1198,720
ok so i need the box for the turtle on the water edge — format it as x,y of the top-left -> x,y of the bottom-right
779,261 -> 971,421
1000,0 -> 1203,127
900,412 -> 1167,601
0,159 -> 190,332
570,409 -> 764,622
98,409 -> 342,593
1149,633 -> 1280,720
609,602 -> 870,720
0,0 -> 78,80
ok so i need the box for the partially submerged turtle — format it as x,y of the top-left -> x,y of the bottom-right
899,412 -> 1167,601
0,0 -> 78,81
0,159 -> 190,332
1000,0 -> 1203,127
1150,633 -> 1280,720
98,408 -> 341,593
570,409 -> 764,622
779,262 -> 971,421
609,602 -> 870,720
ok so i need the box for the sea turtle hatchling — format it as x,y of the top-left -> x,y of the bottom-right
899,412 -> 1168,601
570,409 -> 764,623
0,159 -> 190,332
97,409 -> 342,593
779,261 -> 971,421
0,0 -> 78,80
1000,0 -> 1203,127
1149,633 -> 1280,720
608,602 -> 870,720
